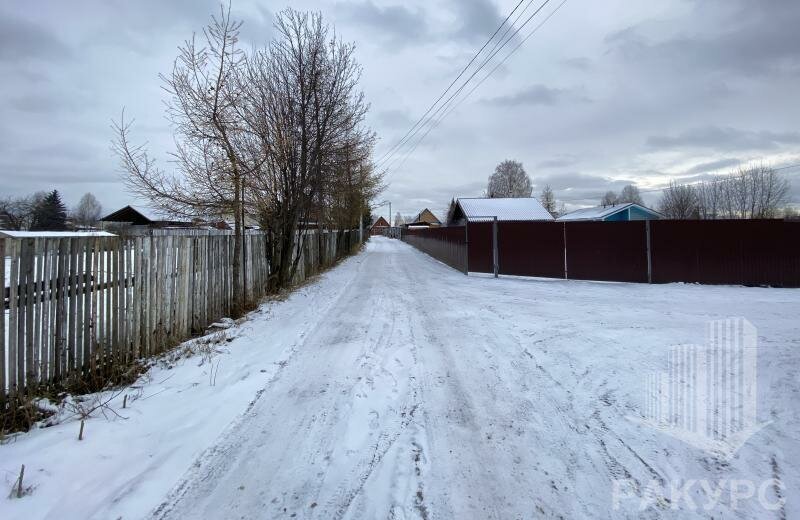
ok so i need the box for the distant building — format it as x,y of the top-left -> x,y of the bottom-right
370,216 -> 390,236
404,208 -> 442,228
556,203 -> 661,222
448,197 -> 554,225
99,205 -> 195,234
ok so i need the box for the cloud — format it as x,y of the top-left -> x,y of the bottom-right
647,126 -> 800,151
375,109 -> 414,129
537,155 -> 580,169
562,57 -> 592,70
605,1 -> 800,77
7,93 -> 81,114
482,84 -> 588,107
683,158 -> 741,175
336,1 -> 429,46
0,15 -> 71,62
451,0 -> 504,42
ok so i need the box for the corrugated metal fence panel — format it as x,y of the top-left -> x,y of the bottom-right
406,219 -> 798,287
466,222 -> 493,274
651,220 -> 800,286
565,221 -> 648,283
497,221 -> 565,278
402,227 -> 467,273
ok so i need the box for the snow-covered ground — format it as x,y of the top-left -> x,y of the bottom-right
1,237 -> 798,519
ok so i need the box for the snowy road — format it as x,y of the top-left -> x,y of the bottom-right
3,237 -> 798,519
151,237 -> 799,519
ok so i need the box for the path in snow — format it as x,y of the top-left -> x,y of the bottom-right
151,237 -> 799,519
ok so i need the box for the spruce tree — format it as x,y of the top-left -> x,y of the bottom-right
31,190 -> 68,231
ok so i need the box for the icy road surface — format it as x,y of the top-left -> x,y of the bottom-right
2,237 -> 798,519
153,238 -> 799,519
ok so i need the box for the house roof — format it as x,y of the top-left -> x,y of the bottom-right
101,205 -> 194,226
556,203 -> 660,221
456,197 -> 554,222
370,216 -> 390,227
0,231 -> 117,238
412,208 -> 441,225
101,205 -> 157,224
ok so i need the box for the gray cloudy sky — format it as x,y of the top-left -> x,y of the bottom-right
1,0 -> 799,222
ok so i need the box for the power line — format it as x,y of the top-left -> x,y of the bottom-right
389,0 -> 567,173
374,0 -> 530,168
382,0 -> 556,174
384,0 -> 564,175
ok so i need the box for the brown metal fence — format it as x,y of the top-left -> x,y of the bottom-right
649,220 -> 800,286
401,227 -> 467,273
565,221 -> 648,283
401,220 -> 800,287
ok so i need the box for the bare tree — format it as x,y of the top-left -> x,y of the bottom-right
0,195 -> 34,230
695,163 -> 790,219
113,5 -> 250,314
243,9 -> 380,289
618,184 -> 643,205
658,180 -> 698,219
695,179 -> 723,220
487,160 -> 532,198
539,184 -> 556,217
73,193 -> 103,227
600,190 -> 618,206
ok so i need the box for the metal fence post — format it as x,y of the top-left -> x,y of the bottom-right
464,221 -> 469,275
563,222 -> 568,279
646,219 -> 653,284
493,217 -> 499,278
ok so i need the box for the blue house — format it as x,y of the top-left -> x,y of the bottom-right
556,203 -> 661,222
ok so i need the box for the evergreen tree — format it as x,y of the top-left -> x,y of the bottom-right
444,198 -> 457,224
540,185 -> 557,217
31,190 -> 68,231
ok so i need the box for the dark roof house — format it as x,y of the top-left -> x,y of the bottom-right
100,205 -> 193,228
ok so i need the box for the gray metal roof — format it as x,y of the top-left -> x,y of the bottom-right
457,197 -> 554,222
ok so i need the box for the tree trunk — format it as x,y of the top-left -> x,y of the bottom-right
232,172 -> 243,316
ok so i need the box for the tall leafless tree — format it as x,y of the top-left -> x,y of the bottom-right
487,160 -> 532,198
73,192 -> 103,227
0,192 -> 47,230
600,190 -> 618,206
114,5 -> 253,314
694,164 -> 790,219
618,184 -> 643,205
658,180 -> 699,219
242,9 -> 381,289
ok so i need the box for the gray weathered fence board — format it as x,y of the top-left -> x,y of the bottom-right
2,230 -> 360,396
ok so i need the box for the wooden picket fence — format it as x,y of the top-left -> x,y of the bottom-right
1,229 -> 361,398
